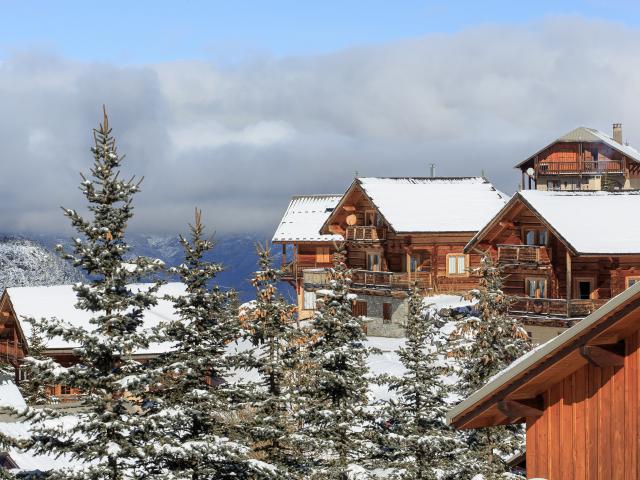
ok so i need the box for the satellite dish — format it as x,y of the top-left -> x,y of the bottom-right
526,167 -> 535,177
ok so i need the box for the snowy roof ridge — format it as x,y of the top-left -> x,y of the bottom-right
272,194 -> 344,243
354,176 -> 508,233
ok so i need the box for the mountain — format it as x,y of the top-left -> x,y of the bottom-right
32,233 -> 293,303
0,237 -> 83,292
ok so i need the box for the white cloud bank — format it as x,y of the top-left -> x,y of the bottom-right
0,17 -> 639,235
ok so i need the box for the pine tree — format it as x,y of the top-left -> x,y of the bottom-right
297,245 -> 375,479
147,209 -> 276,479
376,286 -> 462,479
18,318 -> 51,405
242,245 -> 301,476
452,254 -> 531,478
20,108 -> 166,479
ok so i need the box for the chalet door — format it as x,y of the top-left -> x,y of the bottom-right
367,252 -> 381,271
574,278 -> 594,300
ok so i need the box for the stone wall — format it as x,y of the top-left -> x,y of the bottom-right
359,294 -> 408,338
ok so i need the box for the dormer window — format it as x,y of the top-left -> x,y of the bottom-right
364,210 -> 376,226
524,229 -> 548,246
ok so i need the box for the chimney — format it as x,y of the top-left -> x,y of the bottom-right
613,123 -> 623,144
429,163 -> 436,178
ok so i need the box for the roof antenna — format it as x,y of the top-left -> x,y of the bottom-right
429,163 -> 436,178
354,170 -> 359,178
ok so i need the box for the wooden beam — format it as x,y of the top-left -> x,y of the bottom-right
497,397 -> 543,419
566,251 -> 572,317
342,205 -> 356,212
580,344 -> 624,368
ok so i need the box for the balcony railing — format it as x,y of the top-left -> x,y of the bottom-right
509,297 -> 609,318
497,244 -> 551,266
345,226 -> 386,242
537,160 -> 624,175
302,268 -> 433,290
0,338 -> 24,364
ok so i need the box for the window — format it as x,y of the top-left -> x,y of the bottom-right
382,303 -> 392,324
409,253 -> 424,272
364,210 -> 376,226
303,290 -> 317,310
352,300 -> 368,317
446,254 -> 467,276
316,246 -> 330,263
524,229 -> 548,246
525,278 -> 547,298
17,367 -> 28,382
367,252 -> 381,271
60,385 -> 72,395
626,276 -> 640,289
547,180 -> 560,191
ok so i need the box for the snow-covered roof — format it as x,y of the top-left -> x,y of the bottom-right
355,177 -> 508,233
7,283 -> 186,354
515,126 -> 640,168
0,373 -> 26,410
272,194 -> 343,242
519,190 -> 640,254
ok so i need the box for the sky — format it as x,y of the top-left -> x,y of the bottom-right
1,1 -> 640,235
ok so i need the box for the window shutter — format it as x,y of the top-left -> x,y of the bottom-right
303,290 -> 316,310
383,303 -> 392,323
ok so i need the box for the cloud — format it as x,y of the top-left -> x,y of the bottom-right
1,17 -> 639,235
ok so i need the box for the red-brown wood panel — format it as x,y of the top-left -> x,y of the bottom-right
526,416 -> 538,477
612,362 -> 625,479
586,364 -> 599,480
574,366 -> 587,480
598,366 -> 613,480
549,382 -> 563,478
561,375 -> 574,479
624,331 -> 638,480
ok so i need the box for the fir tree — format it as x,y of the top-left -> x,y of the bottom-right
18,318 -> 51,405
148,209 -> 276,479
242,245 -> 301,476
298,245 -> 375,479
452,254 -> 531,478
376,286 -> 462,479
20,108 -> 165,479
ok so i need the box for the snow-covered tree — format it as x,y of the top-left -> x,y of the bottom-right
20,108 -> 165,479
148,209 -> 276,479
452,254 -> 531,477
297,245 -> 375,479
376,286 -> 462,479
242,245 -> 301,476
18,318 -> 51,405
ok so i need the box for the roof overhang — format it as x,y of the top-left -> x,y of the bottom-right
447,282 -> 640,429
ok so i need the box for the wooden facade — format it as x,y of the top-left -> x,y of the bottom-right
466,193 -> 640,328
448,282 -> 640,480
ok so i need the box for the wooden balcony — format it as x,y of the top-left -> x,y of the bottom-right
509,297 -> 609,319
497,245 -> 551,266
281,260 -> 333,281
0,338 -> 24,365
537,160 -> 624,175
302,268 -> 433,291
345,226 -> 386,242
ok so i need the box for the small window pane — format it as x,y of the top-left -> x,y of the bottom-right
538,230 -> 547,245
525,231 -> 536,245
457,256 -> 466,274
448,256 -> 457,274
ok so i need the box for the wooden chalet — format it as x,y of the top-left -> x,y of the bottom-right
0,283 -> 187,404
516,124 -> 640,191
447,281 -> 640,480
465,190 -> 640,344
272,194 -> 343,320
272,177 -> 507,335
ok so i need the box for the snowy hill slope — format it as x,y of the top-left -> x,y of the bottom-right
0,237 -> 83,292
